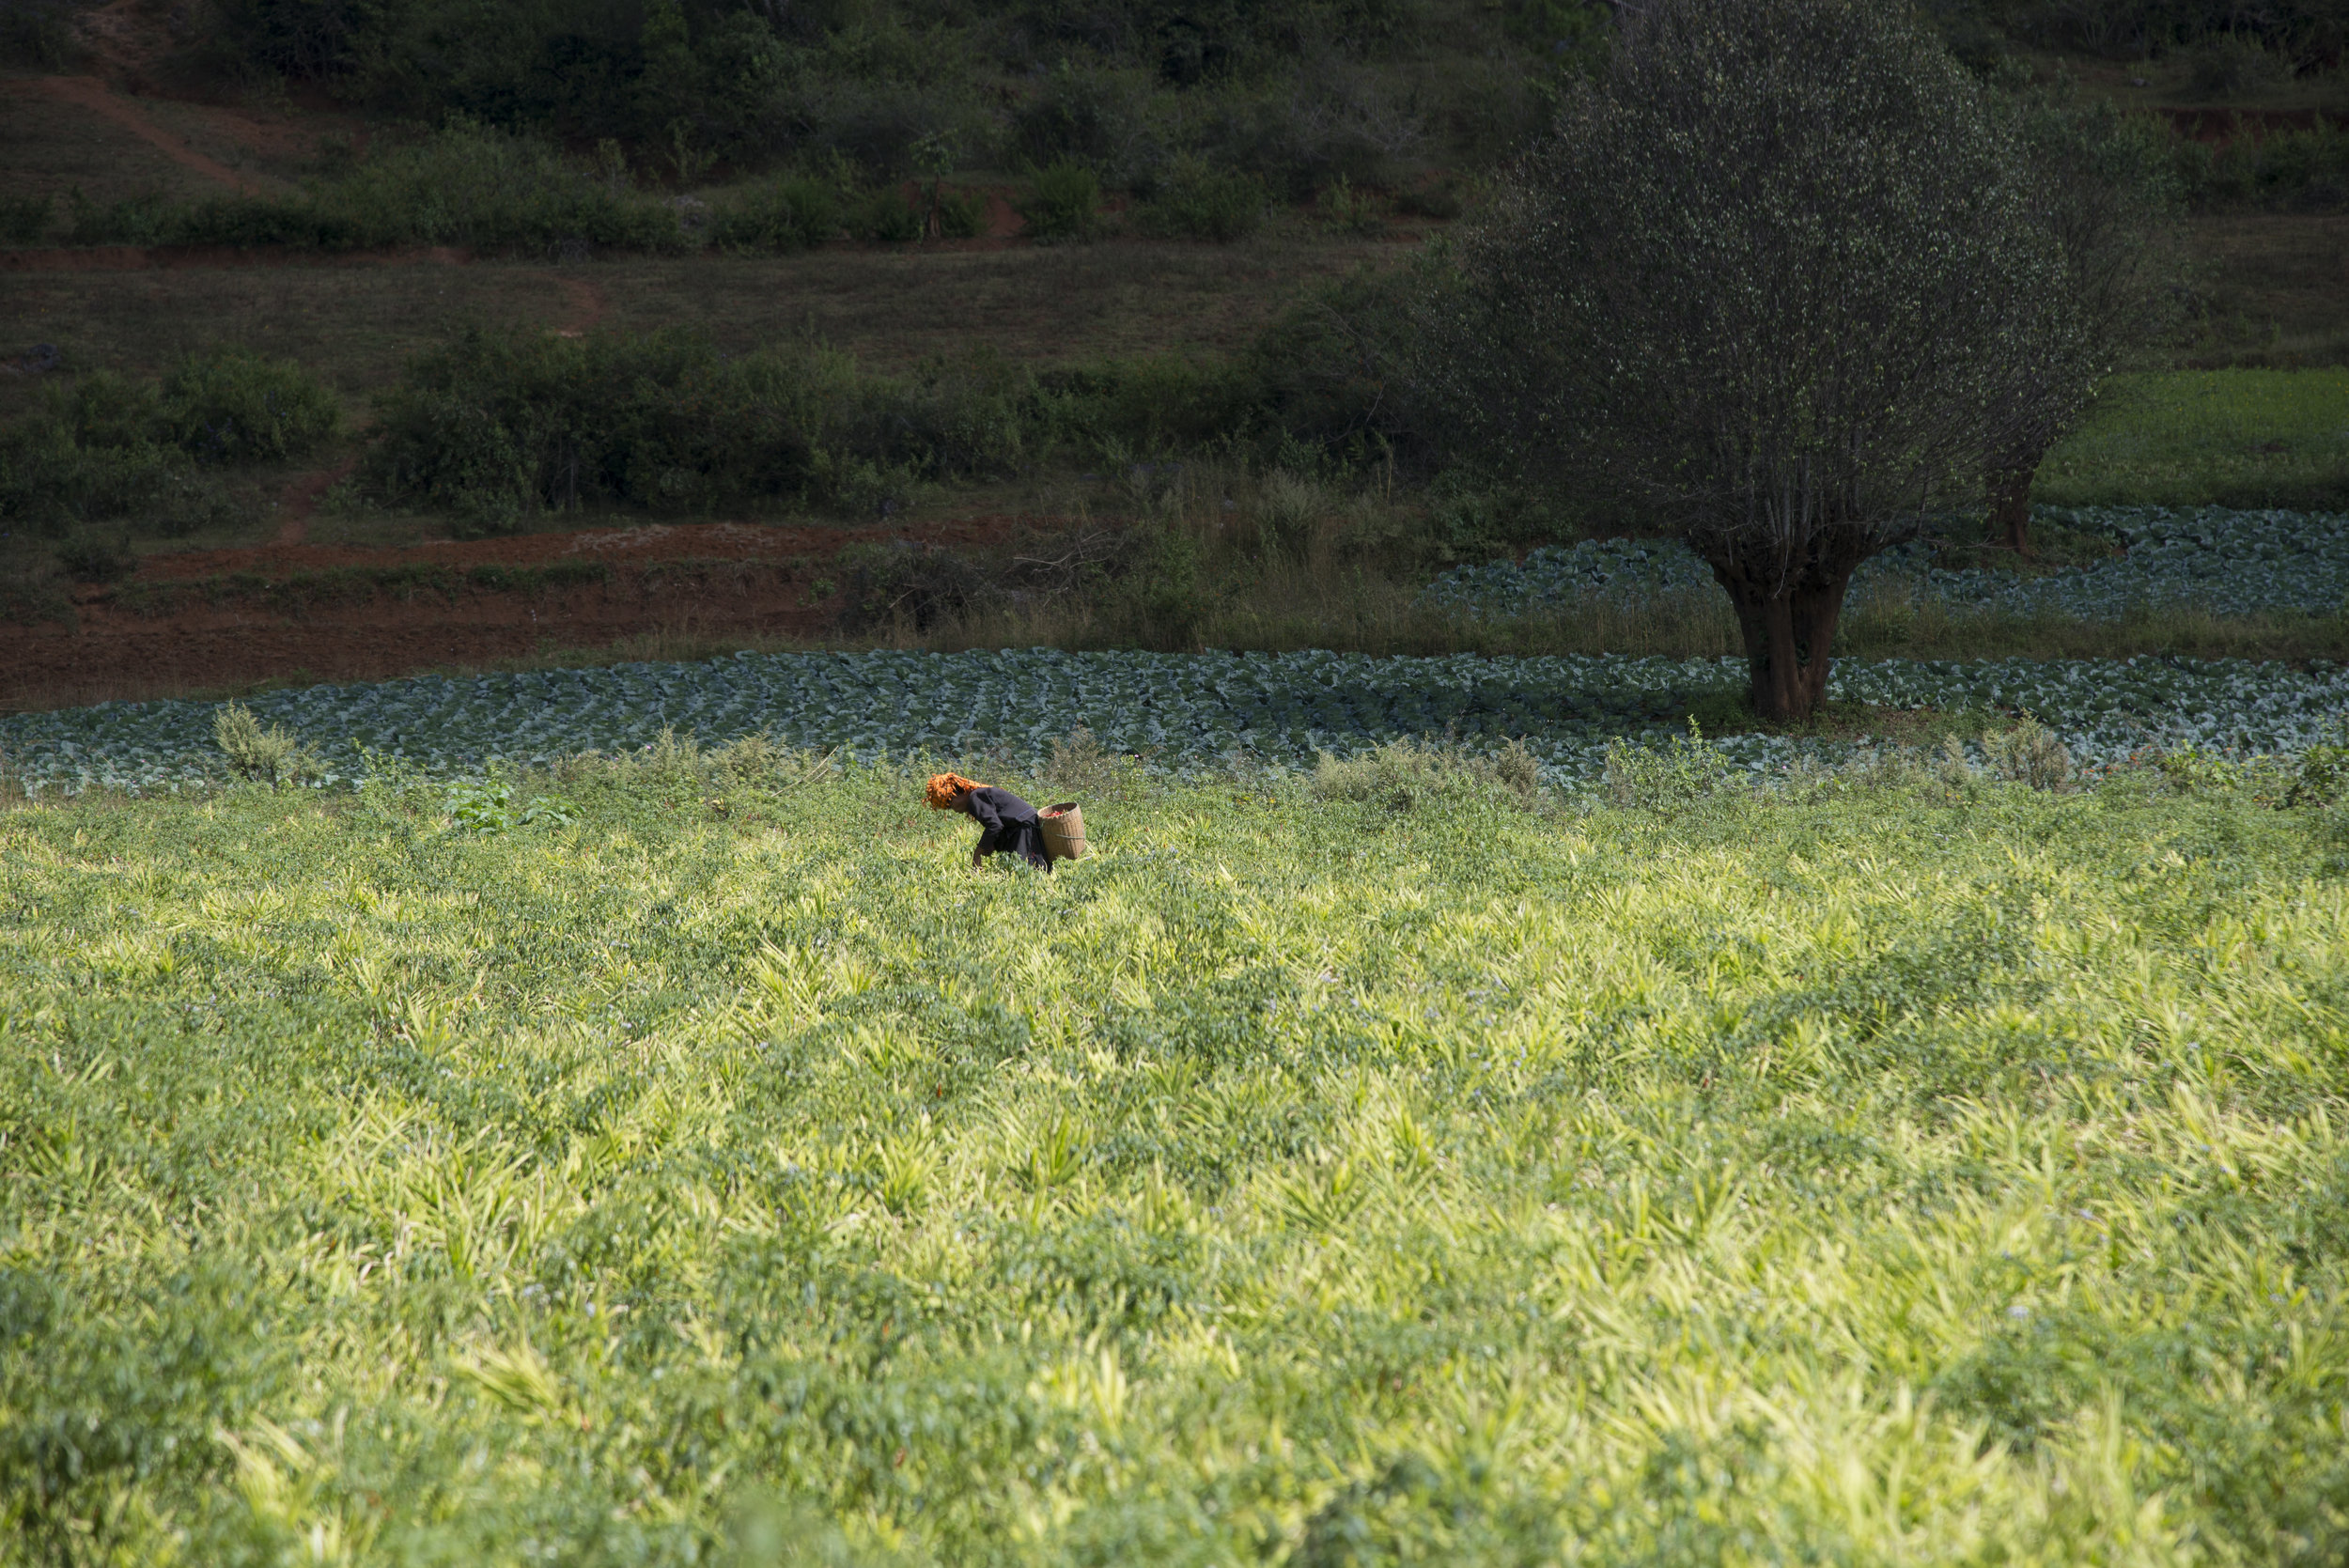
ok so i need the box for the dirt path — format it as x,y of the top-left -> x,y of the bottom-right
25,76 -> 256,192
554,275 -> 606,337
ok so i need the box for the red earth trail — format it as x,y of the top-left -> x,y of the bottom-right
23,76 -> 257,192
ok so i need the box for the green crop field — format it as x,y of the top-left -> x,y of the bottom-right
5,745 -> 2347,1565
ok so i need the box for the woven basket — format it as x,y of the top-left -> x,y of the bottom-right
1038,802 -> 1088,861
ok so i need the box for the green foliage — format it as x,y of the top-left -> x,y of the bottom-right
0,194 -> 53,245
363,329 -> 1030,531
52,534 -> 133,584
0,354 -> 332,536
848,184 -> 923,243
936,184 -> 988,239
445,771 -> 577,832
3,762 -> 2347,1561
2169,120 -> 2349,213
211,701 -> 321,786
61,123 -> 690,256
1602,717 -> 1740,809
0,0 -> 79,67
1135,158 -> 1268,241
1310,736 -> 1543,810
1019,159 -> 1103,242
710,176 -> 845,252
158,348 -> 341,464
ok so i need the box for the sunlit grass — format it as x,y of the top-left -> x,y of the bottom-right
3,749 -> 2346,1564
2040,367 -> 2349,510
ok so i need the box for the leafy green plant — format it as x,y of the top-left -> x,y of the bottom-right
0,194 -> 53,245
849,185 -> 922,242
53,535 -> 133,583
446,773 -> 576,831
3,749 -> 2345,1562
936,184 -> 988,239
211,701 -> 319,785
1018,159 -> 1101,242
1317,175 -> 1384,236
1138,160 -> 1266,241
1603,717 -> 1737,809
158,348 -> 340,464
1981,717 -> 2076,790
710,176 -> 843,252
1311,736 -> 1542,811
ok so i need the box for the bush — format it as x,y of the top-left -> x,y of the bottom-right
836,540 -> 996,631
158,349 -> 340,464
54,535 -> 134,584
1018,160 -> 1102,242
936,185 -> 988,239
710,176 -> 843,252
364,328 -> 1033,531
1311,737 -> 1545,811
0,365 -> 281,535
848,185 -> 923,242
212,702 -> 319,786
0,0 -> 78,67
0,194 -> 53,245
1136,159 -> 1267,241
1981,717 -> 2075,790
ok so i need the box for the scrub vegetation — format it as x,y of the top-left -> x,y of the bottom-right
3,741 -> 2349,1564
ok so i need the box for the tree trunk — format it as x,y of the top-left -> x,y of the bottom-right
1709,559 -> 1859,722
1988,460 -> 2036,556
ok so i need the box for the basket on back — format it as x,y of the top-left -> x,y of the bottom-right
1038,802 -> 1088,861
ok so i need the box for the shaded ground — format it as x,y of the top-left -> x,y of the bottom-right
0,515 -> 1036,710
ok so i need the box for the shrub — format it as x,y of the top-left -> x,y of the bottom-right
54,535 -> 134,584
1981,718 -> 2075,790
1603,720 -> 1738,809
212,702 -> 319,786
1018,160 -> 1102,242
849,186 -> 923,242
1312,737 -> 1544,811
158,349 -> 340,464
836,540 -> 996,631
710,176 -> 843,252
0,194 -> 53,245
365,328 -> 1033,530
936,185 -> 988,238
1137,160 -> 1266,241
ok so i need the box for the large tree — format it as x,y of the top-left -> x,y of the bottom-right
1419,0 -> 2084,721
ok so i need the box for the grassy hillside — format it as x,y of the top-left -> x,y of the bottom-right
4,749 -> 2348,1563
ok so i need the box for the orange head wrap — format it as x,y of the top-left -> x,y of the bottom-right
926,772 -> 983,810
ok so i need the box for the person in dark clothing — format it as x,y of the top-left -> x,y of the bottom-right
926,772 -> 1052,870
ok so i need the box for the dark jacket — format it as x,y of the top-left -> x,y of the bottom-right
963,786 -> 1051,869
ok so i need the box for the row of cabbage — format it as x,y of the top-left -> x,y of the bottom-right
1422,506 -> 2349,622
5,646 -> 2345,796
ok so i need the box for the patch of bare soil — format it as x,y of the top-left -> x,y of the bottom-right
1,515 -> 1038,708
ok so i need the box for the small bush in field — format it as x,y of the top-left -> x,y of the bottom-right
1138,160 -> 1267,241
211,701 -> 319,786
1019,160 -> 1101,241
158,349 -> 340,464
936,185 -> 988,238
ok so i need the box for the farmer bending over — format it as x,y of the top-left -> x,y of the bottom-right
926,773 -> 1052,871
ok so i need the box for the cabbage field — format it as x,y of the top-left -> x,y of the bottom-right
1423,506 -> 2349,622
6,647 -> 2348,797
